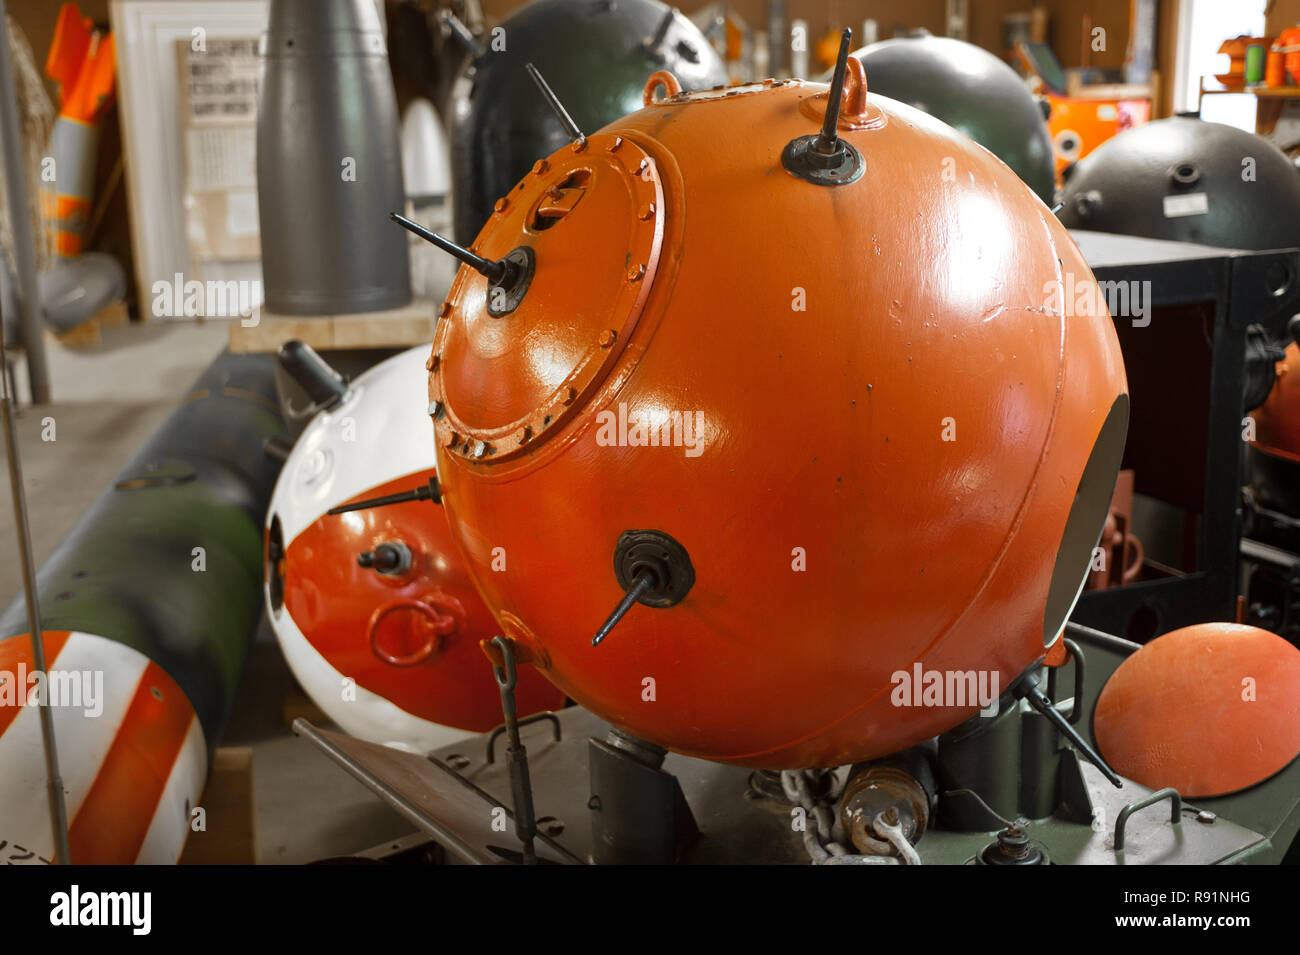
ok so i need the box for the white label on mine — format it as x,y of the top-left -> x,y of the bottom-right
1163,193 -> 1209,218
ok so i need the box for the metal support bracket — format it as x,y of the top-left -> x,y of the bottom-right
489,635 -> 540,864
1114,787 -> 1182,852
588,731 -> 700,864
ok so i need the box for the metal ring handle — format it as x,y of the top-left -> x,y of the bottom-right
485,711 -> 562,763
1046,638 -> 1087,724
1064,638 -> 1086,724
368,599 -> 454,667
643,69 -> 682,105
1114,788 -> 1182,852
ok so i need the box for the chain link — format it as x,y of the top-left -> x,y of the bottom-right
781,768 -> 920,865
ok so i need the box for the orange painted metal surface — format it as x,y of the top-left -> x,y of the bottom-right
1281,28 -> 1300,85
281,471 -> 563,732
428,69 -> 1127,768
1252,342 -> 1300,464
1095,623 -> 1300,797
1046,95 -> 1149,183
65,660 -> 193,864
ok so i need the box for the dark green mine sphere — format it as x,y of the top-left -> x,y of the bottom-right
450,0 -> 728,244
843,35 -> 1056,205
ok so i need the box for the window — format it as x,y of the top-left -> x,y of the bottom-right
1174,0 -> 1266,131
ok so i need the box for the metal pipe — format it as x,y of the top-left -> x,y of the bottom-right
0,1 -> 51,402
0,288 -> 68,865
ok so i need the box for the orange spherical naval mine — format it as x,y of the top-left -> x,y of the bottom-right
1095,623 -> 1300,797
426,57 -> 1128,769
266,347 -> 562,752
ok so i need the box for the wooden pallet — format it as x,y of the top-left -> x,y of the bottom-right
178,747 -> 258,865
228,299 -> 438,354
49,299 -> 130,347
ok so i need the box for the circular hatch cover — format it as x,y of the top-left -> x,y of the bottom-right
429,132 -> 665,464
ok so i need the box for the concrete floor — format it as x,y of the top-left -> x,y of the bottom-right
1,320 -> 413,863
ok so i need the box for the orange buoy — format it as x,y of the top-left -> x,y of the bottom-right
1095,623 -> 1300,797
424,46 -> 1127,768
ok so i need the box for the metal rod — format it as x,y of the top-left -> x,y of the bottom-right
390,212 -> 506,283
486,711 -> 561,764
591,572 -> 652,646
815,28 -> 853,155
1018,679 -> 1123,787
439,10 -> 485,59
490,636 -> 538,865
645,7 -> 675,50
525,63 -> 586,148
1064,620 -> 1141,655
0,273 -> 69,864
0,2 -> 50,403
327,476 -> 440,515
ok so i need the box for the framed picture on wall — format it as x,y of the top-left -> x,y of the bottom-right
110,0 -> 268,318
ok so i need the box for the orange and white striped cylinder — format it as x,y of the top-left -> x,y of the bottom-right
0,631 -> 205,865
42,4 -> 116,257
45,116 -> 100,257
